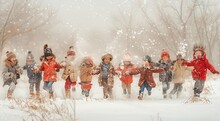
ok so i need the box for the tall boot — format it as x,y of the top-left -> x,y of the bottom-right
65,89 -> 71,98
138,92 -> 143,100
7,90 -> 13,99
49,92 -> 54,99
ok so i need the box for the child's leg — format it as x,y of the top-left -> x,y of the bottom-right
162,81 -> 170,98
29,82 -> 34,95
36,80 -> 41,95
176,83 -> 183,98
169,83 -> 178,95
102,79 -> 108,98
43,81 -> 49,91
65,77 -> 71,98
7,82 -> 16,98
138,82 -> 146,98
146,82 -> 152,95
194,79 -> 205,97
121,82 -> 127,94
127,83 -> 131,95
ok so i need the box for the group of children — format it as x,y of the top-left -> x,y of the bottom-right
2,44 -> 219,100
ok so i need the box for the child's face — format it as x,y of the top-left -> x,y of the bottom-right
123,61 -> 130,65
103,58 -> 111,64
46,56 -> 53,60
10,57 -> 17,65
144,60 -> 150,66
162,56 -> 169,62
177,59 -> 183,64
195,51 -> 202,58
27,60 -> 33,65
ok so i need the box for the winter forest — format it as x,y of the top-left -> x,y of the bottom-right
0,0 -> 220,121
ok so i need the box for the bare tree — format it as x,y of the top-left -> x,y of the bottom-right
0,0 -> 55,56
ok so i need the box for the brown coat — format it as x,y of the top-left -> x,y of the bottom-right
95,63 -> 115,87
79,62 -> 96,83
132,65 -> 164,87
172,62 -> 188,83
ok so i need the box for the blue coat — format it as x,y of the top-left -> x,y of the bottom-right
23,62 -> 42,83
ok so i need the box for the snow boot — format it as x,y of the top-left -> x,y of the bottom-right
138,92 -> 143,100
123,89 -> 127,95
65,89 -> 71,98
7,90 -> 13,99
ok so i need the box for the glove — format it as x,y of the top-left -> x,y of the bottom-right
213,70 -> 220,74
170,66 -> 174,71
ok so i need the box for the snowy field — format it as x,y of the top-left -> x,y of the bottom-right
0,74 -> 220,121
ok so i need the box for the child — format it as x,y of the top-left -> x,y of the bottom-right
2,51 -> 23,99
155,49 -> 173,99
39,44 -> 63,99
23,51 -> 42,98
115,53 -> 137,97
61,46 -> 77,98
94,53 -> 116,99
169,54 -> 188,98
131,55 -> 164,100
79,56 -> 96,97
183,45 -> 219,97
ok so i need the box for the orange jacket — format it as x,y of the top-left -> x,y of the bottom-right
39,59 -> 62,82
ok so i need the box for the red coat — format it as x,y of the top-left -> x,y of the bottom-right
116,64 -> 137,84
183,50 -> 218,81
131,64 -> 164,87
39,59 -> 62,82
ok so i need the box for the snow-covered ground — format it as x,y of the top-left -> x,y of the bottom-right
0,74 -> 220,121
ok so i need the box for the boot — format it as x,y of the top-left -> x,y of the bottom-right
65,90 -> 71,98
29,92 -> 35,98
49,92 -> 54,99
138,92 -> 143,100
85,90 -> 90,97
36,92 -> 40,99
7,90 -> 13,99
72,86 -> 76,92
123,89 -> 127,95
148,91 -> 151,96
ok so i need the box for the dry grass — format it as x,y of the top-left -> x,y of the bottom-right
184,96 -> 211,104
7,94 -> 76,121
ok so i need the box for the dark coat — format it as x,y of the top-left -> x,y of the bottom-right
23,62 -> 42,83
154,60 -> 173,82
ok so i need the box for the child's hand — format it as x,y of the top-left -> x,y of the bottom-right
170,66 -> 174,71
213,70 -> 220,74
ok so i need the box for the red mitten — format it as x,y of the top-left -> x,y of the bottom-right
170,66 -> 174,71
213,70 -> 220,74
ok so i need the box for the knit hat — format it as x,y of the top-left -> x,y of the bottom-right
44,44 -> 53,58
143,55 -> 152,63
176,53 -> 183,60
6,51 -> 16,60
123,53 -> 131,62
161,49 -> 170,59
26,51 -> 34,60
101,53 -> 113,61
67,46 -> 75,57
83,56 -> 93,64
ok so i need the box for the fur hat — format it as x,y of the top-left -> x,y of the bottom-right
143,55 -> 152,63
44,44 -> 53,58
101,53 -> 113,61
26,51 -> 34,61
67,46 -> 75,57
123,53 -> 131,62
6,51 -> 16,60
161,49 -> 170,59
